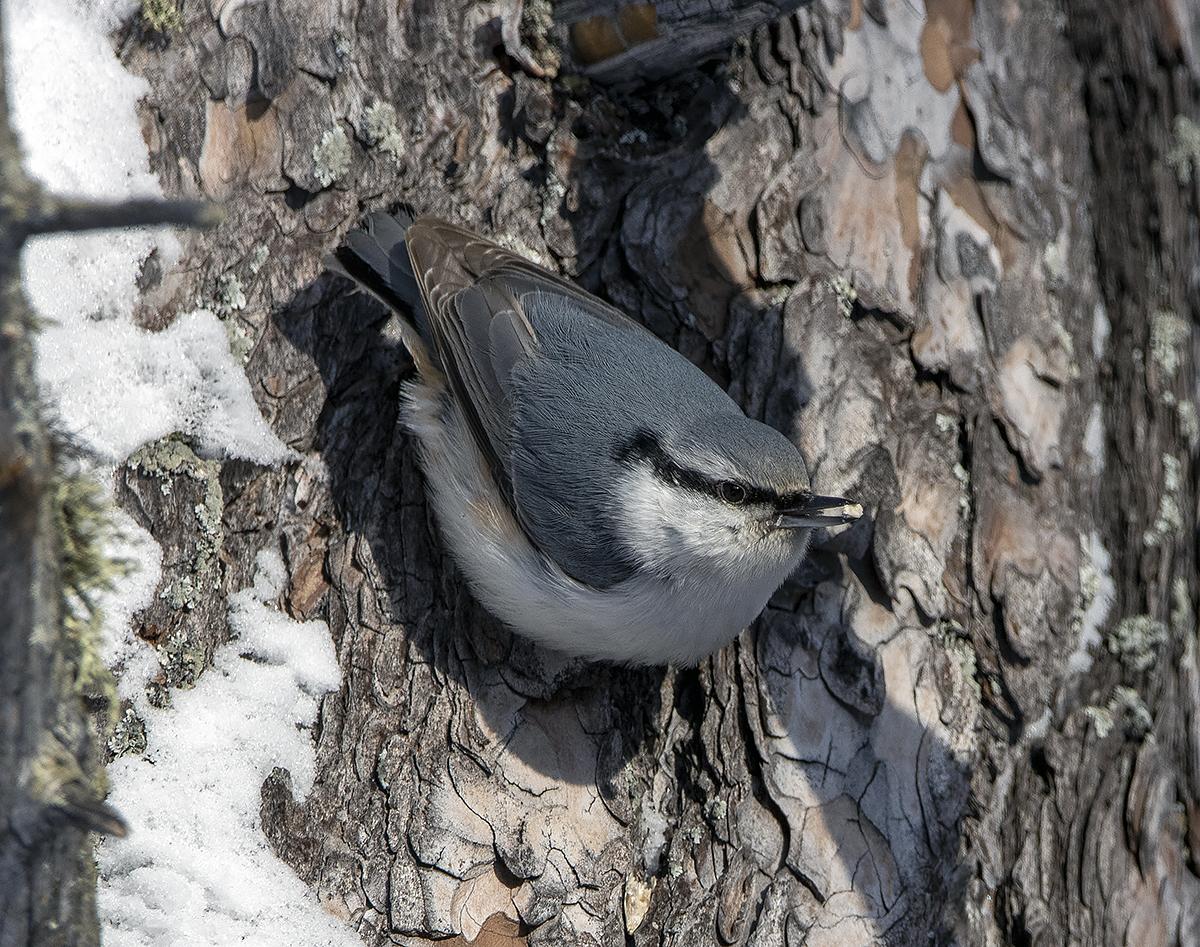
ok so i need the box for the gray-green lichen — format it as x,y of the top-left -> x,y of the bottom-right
1084,686 -> 1154,740
200,274 -> 253,363
1053,320 -> 1081,379
1042,242 -> 1065,280
332,28 -> 352,67
225,318 -> 254,364
1077,536 -> 1103,610
159,573 -> 201,610
1171,577 -> 1193,635
1107,614 -> 1168,672
952,462 -> 971,516
139,0 -> 182,34
830,273 -> 858,317
130,437 -> 188,493
1083,705 -> 1113,738
207,276 -> 253,362
129,437 -> 223,616
313,127 -> 351,187
1107,686 -> 1153,739
518,0 -> 562,75
158,629 -> 206,693
1143,454 -> 1184,547
938,624 -> 982,702
107,706 -> 147,759
1165,115 -> 1200,185
1149,310 -> 1188,381
363,100 -> 405,163
54,469 -> 130,725
216,273 -> 246,312
248,244 -> 270,274
129,438 -> 223,698
1177,400 -> 1200,453
540,170 -> 567,229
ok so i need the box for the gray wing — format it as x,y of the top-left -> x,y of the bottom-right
406,218 -> 662,588
408,217 -> 659,501
334,214 -> 667,587
406,216 -> 656,335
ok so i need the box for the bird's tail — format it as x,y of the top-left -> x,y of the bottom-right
326,207 -> 439,375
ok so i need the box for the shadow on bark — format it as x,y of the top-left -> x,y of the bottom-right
272,267 -> 670,770
258,53 -> 971,936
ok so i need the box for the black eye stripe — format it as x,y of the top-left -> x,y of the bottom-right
615,429 -> 809,508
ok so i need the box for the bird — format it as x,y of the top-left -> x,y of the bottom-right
327,210 -> 862,665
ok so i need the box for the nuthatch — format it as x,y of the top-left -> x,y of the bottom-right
329,212 -> 861,665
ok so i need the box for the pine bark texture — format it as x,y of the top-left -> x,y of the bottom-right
0,23 -> 216,942
1,43 -> 105,947
94,0 -> 1200,945
0,142 -> 100,947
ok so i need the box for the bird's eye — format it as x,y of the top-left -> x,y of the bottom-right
719,481 -> 747,504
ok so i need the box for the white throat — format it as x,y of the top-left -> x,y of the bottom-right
406,382 -> 811,665
611,463 -> 810,619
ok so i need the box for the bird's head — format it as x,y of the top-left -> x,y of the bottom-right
611,418 -> 861,586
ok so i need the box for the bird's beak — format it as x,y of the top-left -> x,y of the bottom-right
775,495 -> 864,529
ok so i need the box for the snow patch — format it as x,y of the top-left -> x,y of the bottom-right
9,2 -> 353,945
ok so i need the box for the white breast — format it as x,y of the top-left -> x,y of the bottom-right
403,379 -> 807,665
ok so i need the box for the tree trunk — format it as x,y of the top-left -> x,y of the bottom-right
0,86 -> 99,947
0,7 -> 221,940
0,15 -> 161,944
93,0 -> 1200,944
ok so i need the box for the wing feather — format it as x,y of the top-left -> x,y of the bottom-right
343,214 -> 652,564
405,219 -> 549,509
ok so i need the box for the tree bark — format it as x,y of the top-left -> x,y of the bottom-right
95,0 -> 1200,945
0,79 -> 98,947
0,11 -> 212,943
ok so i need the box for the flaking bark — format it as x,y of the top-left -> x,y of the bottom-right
84,0 -> 1200,945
